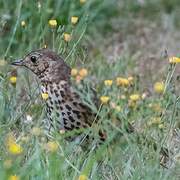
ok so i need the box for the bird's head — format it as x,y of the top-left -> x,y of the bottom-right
11,48 -> 71,83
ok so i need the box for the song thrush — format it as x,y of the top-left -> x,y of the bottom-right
11,48 -> 106,143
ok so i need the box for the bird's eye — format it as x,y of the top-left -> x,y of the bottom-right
30,56 -> 37,63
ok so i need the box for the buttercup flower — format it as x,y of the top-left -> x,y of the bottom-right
41,93 -> 49,100
129,94 -> 140,101
9,76 -> 17,85
6,134 -> 23,155
100,96 -> 110,104
104,80 -> 113,86
71,68 -> 78,76
169,56 -> 180,64
154,82 -> 165,94
9,175 -> 20,180
64,33 -> 71,42
79,68 -> 88,78
48,19 -> 57,28
71,16 -> 79,25
78,174 -> 88,180
116,77 -> 129,86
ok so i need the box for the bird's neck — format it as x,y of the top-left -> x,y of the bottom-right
41,80 -> 71,102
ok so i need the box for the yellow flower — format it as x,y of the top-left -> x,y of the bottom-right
6,134 -> 23,155
31,127 -> 42,136
9,175 -> 20,180
129,94 -> 140,101
71,16 -> 79,25
116,77 -> 129,86
41,93 -> 49,100
9,76 -> 17,84
79,68 -> 88,78
48,19 -> 57,28
104,80 -> 113,86
78,175 -> 88,180
169,56 -> 180,64
71,68 -> 78,76
80,0 -> 86,4
154,82 -> 165,94
45,141 -> 58,153
21,20 -> 26,27
100,96 -> 110,104
64,33 -> 71,42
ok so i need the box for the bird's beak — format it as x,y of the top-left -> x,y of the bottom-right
11,59 -> 24,66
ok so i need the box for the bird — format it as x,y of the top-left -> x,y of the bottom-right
11,48 -> 107,144
11,48 -> 171,167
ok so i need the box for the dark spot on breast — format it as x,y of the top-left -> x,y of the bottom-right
55,100 -> 60,107
72,110 -> 80,115
58,100 -> 61,104
50,100 -> 53,105
56,112 -> 60,117
75,126 -> 80,129
73,102 -> 78,106
73,93 -> 79,98
63,118 -> 68,125
60,106 -> 63,110
83,124 -> 88,128
65,104 -> 72,111
50,88 -> 53,94
65,126 -> 72,130
76,121 -> 81,126
71,124 -> 75,129
60,90 -> 65,98
77,114 -> 81,119
62,112 -> 66,116
55,92 -> 59,98
49,106 -> 53,110
69,116 -> 75,122
81,112 -> 87,119
62,99 -> 65,103
67,111 -> 71,116
78,103 -> 87,109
